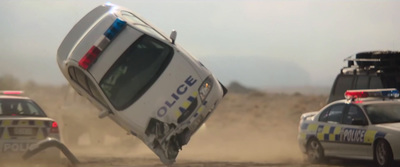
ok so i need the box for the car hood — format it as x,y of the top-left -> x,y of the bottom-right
115,50 -> 203,135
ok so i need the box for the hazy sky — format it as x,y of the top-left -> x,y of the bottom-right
1,0 -> 399,88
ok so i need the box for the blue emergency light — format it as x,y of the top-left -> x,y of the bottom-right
104,18 -> 127,40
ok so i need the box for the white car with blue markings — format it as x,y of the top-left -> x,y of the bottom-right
57,3 -> 227,165
0,91 -> 61,163
298,89 -> 400,167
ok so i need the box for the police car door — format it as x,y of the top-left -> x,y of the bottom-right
339,104 -> 370,157
317,103 -> 347,156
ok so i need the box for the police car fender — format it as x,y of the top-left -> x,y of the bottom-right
157,75 -> 197,117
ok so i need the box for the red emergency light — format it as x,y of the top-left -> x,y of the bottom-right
0,91 -> 24,95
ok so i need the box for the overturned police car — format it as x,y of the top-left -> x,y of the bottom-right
56,3 -> 227,165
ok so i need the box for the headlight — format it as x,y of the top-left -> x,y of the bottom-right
198,76 -> 213,102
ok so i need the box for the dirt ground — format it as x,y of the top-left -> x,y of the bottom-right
7,85 -> 374,167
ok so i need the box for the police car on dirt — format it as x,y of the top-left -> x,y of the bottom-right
0,91 -> 61,163
57,3 -> 227,165
298,89 -> 400,167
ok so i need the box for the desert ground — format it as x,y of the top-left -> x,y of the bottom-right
0,79 -> 376,167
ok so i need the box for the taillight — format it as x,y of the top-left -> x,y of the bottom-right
79,18 -> 127,69
50,121 -> 59,133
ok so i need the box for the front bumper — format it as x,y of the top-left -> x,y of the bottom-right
144,78 -> 225,165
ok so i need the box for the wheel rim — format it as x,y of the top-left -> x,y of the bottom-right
308,140 -> 321,161
376,142 -> 387,165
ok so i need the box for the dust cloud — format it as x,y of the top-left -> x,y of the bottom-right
17,84 -> 328,164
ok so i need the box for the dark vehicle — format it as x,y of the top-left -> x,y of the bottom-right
328,51 -> 400,103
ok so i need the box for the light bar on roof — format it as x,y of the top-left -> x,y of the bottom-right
0,91 -> 24,95
79,18 -> 127,70
344,89 -> 400,99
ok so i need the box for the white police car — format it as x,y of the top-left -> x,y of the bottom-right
0,91 -> 61,163
298,89 -> 400,167
57,3 -> 227,165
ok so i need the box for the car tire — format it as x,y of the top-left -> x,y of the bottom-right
306,138 -> 325,163
374,139 -> 394,167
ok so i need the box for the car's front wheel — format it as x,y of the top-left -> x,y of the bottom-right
375,139 -> 393,167
306,138 -> 325,163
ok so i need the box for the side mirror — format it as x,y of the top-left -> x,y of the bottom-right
352,118 -> 367,126
170,30 -> 177,44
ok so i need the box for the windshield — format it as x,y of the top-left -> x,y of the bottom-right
0,99 -> 47,117
100,35 -> 173,110
364,103 -> 400,124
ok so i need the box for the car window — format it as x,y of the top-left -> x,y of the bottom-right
74,68 -> 90,92
100,35 -> 173,110
343,105 -> 367,125
327,105 -> 344,123
68,67 -> 108,107
26,103 -> 41,115
0,99 -> 46,117
319,107 -> 330,122
87,78 -> 107,105
319,104 -> 345,124
364,103 -> 400,124
355,76 -> 369,89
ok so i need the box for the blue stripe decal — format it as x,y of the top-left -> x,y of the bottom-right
335,134 -> 340,141
300,123 -> 309,130
187,96 -> 196,102
324,134 -> 330,140
317,125 -> 324,133
375,132 -> 386,139
329,127 -> 335,133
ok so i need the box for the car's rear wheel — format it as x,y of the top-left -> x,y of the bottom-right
306,138 -> 325,163
375,139 -> 393,167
